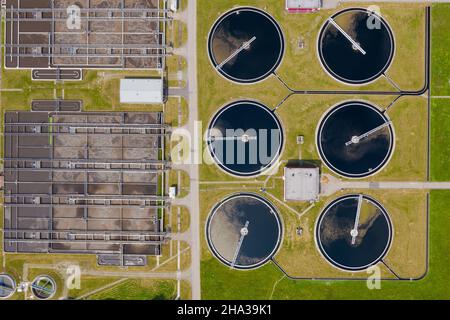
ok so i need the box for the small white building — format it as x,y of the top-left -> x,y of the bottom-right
169,0 -> 178,12
284,166 -> 320,201
120,78 -> 163,104
286,0 -> 322,13
169,186 -> 177,199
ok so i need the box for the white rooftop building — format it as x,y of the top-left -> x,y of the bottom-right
286,0 -> 322,12
120,78 -> 164,104
169,0 -> 179,12
284,166 -> 320,201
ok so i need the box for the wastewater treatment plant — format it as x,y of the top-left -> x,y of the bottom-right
0,0 -> 450,304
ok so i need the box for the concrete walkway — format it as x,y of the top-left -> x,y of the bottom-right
340,181 -> 450,189
81,270 -> 190,280
340,0 -> 450,3
321,174 -> 450,196
168,87 -> 189,99
322,0 -> 450,10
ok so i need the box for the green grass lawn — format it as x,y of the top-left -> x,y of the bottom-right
67,276 -> 121,300
430,99 -> 450,181
429,3 -> 450,181
87,279 -> 177,300
431,4 -> 450,96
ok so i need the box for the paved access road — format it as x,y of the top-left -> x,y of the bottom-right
184,0 -> 201,300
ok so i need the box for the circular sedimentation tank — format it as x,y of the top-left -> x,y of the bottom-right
206,193 -> 282,270
317,101 -> 394,178
316,194 -> 393,271
207,100 -> 283,177
318,8 -> 394,84
31,275 -> 56,300
208,7 -> 284,84
0,274 -> 16,299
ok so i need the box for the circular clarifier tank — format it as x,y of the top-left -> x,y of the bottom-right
318,8 -> 394,84
0,274 -> 16,299
317,101 -> 394,178
208,7 -> 284,84
31,275 -> 56,300
206,193 -> 282,270
316,194 -> 393,271
207,100 -> 283,177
